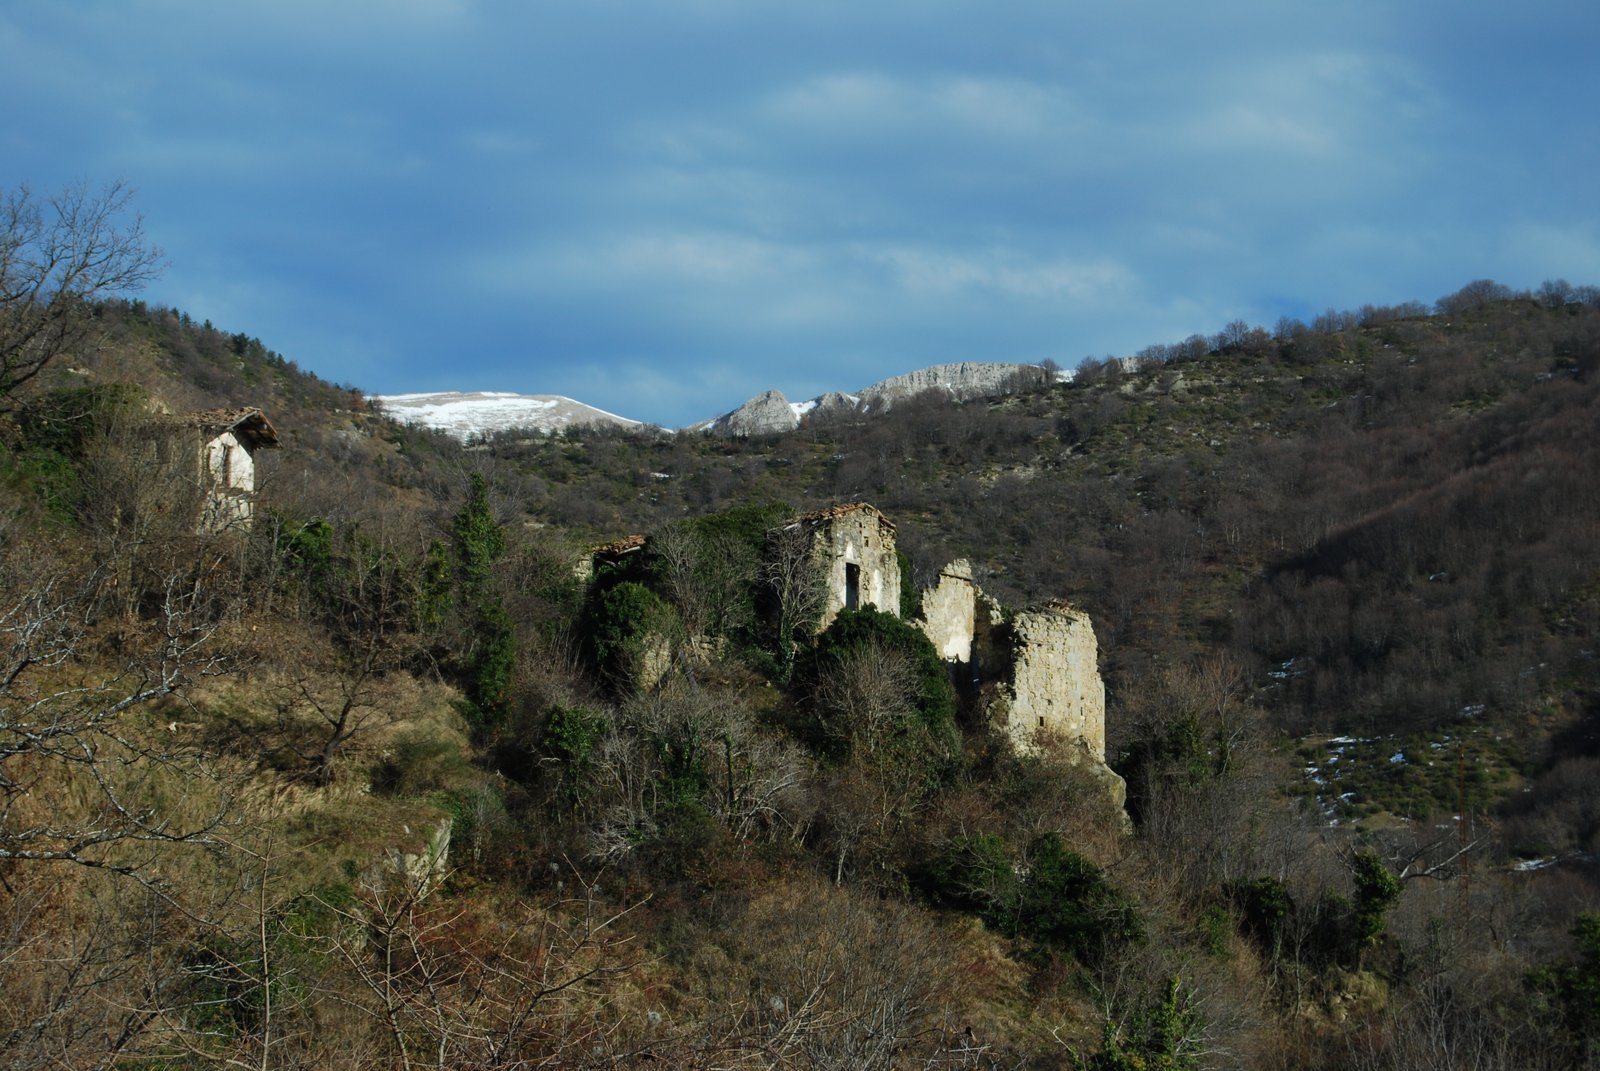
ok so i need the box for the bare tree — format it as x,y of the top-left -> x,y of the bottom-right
0,543 -> 231,878
0,181 -> 163,406
313,859 -> 641,1070
761,521 -> 826,681
649,521 -> 757,649
811,636 -> 918,758
0,519 -> 237,1067
679,881 -> 989,1070
268,521 -> 433,786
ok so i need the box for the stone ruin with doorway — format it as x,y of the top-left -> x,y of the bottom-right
580,500 -> 1124,806
768,505 -> 1123,805
775,502 -> 903,631
155,406 -> 279,532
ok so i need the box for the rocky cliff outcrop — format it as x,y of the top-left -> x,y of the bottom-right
366,814 -> 453,897
856,362 -> 1036,409
707,388 -> 800,436
701,362 -> 1042,437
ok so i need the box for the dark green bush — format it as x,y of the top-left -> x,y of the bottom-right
919,832 -> 1016,915
921,830 -> 1142,967
799,607 -> 956,738
582,580 -> 677,691
1017,832 -> 1144,963
1225,875 -> 1295,958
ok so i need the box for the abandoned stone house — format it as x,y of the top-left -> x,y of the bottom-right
572,533 -> 648,586
157,407 -> 279,531
777,502 -> 902,630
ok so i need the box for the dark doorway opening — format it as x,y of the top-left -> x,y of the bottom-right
845,563 -> 860,610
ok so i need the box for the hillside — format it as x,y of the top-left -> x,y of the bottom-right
476,291 -> 1600,751
2,283 -> 1600,1068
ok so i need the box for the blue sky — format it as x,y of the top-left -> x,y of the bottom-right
3,1 -> 1597,427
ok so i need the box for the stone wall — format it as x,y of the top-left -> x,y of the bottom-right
915,565 -> 1123,808
916,559 -> 1006,697
986,603 -> 1106,761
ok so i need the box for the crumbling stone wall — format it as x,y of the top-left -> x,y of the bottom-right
986,602 -> 1106,761
916,559 -> 1005,695
916,566 -> 1123,808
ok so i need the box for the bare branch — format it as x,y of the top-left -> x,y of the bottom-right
0,181 -> 164,405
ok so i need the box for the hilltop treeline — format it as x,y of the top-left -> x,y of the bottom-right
2,273 -> 1599,1068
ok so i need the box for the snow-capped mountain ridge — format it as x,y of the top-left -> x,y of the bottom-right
375,391 -> 641,440
378,362 -> 1059,440
703,362 -> 1053,436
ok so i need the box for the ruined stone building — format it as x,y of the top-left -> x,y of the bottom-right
581,500 -> 1122,806
776,506 -> 1116,788
159,407 -> 279,531
775,502 -> 902,631
579,533 -> 646,581
916,561 -> 1106,755
915,559 -> 1121,804
917,559 -> 1006,672
989,603 -> 1107,761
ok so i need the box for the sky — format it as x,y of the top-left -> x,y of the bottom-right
3,1 -> 1597,428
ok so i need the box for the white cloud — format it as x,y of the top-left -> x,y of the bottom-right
580,231 -> 816,284
859,244 -> 1136,304
759,70 -> 1086,143
457,128 -> 542,158
764,72 -> 906,127
1175,51 -> 1438,163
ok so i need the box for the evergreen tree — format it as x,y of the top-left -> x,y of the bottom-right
451,473 -> 513,727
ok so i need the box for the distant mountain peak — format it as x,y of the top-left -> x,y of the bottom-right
376,391 -> 642,440
697,361 -> 1053,436
705,389 -> 802,437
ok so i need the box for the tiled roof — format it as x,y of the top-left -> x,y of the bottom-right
594,533 -> 647,556
792,502 -> 895,529
161,407 -> 280,449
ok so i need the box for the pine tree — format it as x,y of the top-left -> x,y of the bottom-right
450,474 -> 513,727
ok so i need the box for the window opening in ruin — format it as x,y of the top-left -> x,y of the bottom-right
845,562 -> 860,610
1038,717 -> 1046,728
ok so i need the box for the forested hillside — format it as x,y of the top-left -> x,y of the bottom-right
3,261 -> 1599,1068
